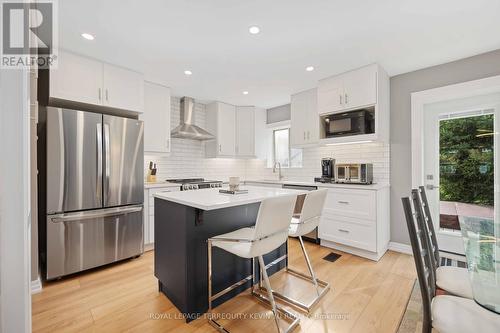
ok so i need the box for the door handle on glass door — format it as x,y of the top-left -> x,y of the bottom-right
426,184 -> 439,190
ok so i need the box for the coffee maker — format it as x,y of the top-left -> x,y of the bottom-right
315,158 -> 335,183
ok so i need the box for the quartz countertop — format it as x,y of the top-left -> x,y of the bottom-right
244,179 -> 389,190
153,185 -> 307,211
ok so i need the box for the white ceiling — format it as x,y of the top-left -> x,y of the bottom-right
59,0 -> 500,108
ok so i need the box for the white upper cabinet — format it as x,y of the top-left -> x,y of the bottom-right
318,63 -> 378,115
236,106 -> 255,157
141,82 -> 171,153
49,51 -> 103,105
341,65 -> 377,110
317,76 -> 344,114
291,88 -> 319,147
102,64 -> 144,112
206,102 -> 257,158
217,103 -> 236,156
317,63 -> 390,144
49,50 -> 144,113
205,102 -> 236,157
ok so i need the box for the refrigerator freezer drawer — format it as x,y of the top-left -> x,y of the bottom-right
46,205 -> 144,279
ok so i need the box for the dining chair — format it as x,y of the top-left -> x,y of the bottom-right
402,196 -> 500,333
207,195 -> 300,333
256,189 -> 330,313
414,187 -> 473,299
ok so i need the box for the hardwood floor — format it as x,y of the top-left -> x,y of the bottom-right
32,239 -> 416,332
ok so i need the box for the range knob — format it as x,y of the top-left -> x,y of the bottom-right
193,184 -> 198,190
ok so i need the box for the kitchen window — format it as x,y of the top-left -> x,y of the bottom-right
273,128 -> 302,168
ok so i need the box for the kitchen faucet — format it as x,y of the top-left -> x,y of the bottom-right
273,162 -> 284,180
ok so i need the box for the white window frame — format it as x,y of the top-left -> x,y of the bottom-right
266,122 -> 302,169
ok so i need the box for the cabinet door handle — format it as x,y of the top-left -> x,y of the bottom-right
338,229 -> 350,233
105,89 -> 109,102
303,131 -> 306,140
98,88 -> 102,102
166,139 -> 169,150
338,200 -> 349,204
307,131 -> 310,140
345,93 -> 348,104
339,94 -> 342,105
219,144 -> 221,152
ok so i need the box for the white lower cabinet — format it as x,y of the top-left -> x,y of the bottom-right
318,186 -> 390,261
143,186 -> 180,247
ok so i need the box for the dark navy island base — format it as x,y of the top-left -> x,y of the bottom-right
153,197 -> 287,322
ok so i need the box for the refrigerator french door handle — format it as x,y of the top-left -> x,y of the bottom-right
50,205 -> 143,223
104,123 -> 111,206
96,123 -> 103,203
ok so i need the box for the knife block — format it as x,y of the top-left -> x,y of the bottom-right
147,174 -> 157,183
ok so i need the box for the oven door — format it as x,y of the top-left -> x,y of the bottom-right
348,166 -> 361,182
336,166 -> 348,181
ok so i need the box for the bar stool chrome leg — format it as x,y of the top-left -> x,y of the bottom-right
208,241 -> 300,333
256,237 -> 330,314
299,236 -> 320,296
259,256 -> 281,332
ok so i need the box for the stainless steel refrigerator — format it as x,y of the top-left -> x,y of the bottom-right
44,107 -> 144,279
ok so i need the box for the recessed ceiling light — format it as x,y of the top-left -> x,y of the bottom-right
249,26 -> 260,34
242,91 -> 249,95
184,70 -> 192,76
305,66 -> 315,72
81,33 -> 95,40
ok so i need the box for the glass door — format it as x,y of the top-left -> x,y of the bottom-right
424,103 -> 497,254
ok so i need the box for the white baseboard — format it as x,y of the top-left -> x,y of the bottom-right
320,239 -> 385,261
31,277 -> 42,294
388,242 -> 413,255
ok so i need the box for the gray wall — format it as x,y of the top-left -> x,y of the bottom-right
390,48 -> 500,245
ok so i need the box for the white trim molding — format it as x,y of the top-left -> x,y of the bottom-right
411,74 -> 500,188
388,242 -> 413,255
31,278 -> 42,294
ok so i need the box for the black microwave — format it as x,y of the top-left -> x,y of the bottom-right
323,110 -> 374,138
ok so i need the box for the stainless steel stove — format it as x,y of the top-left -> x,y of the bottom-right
166,178 -> 223,191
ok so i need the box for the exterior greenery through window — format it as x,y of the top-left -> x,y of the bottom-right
439,114 -> 494,206
273,128 -> 302,168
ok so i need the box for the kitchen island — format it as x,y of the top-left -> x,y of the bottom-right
153,186 -> 305,322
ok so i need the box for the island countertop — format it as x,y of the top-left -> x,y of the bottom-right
153,185 -> 306,210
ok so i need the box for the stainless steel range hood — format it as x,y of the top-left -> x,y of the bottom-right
171,97 -> 215,140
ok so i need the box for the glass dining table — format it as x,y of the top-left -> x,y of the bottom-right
459,216 -> 500,314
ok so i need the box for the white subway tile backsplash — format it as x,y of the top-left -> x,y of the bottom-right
145,98 -> 390,184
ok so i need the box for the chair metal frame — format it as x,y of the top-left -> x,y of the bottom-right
254,190 -> 330,314
418,186 -> 441,270
254,233 -> 330,314
207,234 -> 300,333
402,194 -> 437,333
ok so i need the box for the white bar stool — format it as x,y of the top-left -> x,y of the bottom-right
256,189 -> 330,313
207,194 -> 300,333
